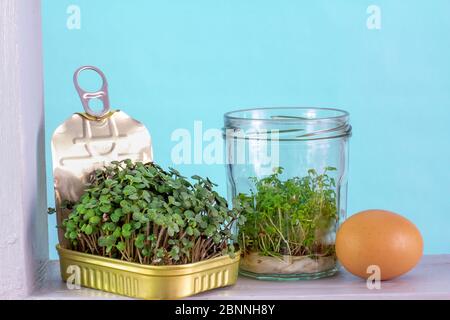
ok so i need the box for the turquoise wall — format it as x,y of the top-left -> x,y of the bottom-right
43,0 -> 450,259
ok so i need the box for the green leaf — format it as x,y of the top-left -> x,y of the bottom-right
99,204 -> 111,213
85,224 -> 93,235
120,200 -> 130,208
134,234 -> 145,248
142,248 -> 150,256
69,231 -> 77,240
75,204 -> 86,214
122,223 -> 132,238
142,190 -> 151,203
169,246 -> 180,261
116,241 -> 125,252
84,209 -> 95,220
111,211 -> 121,223
98,237 -> 107,247
156,248 -> 165,258
113,227 -> 122,238
123,185 -> 137,196
129,193 -> 139,200
89,216 -> 101,225
132,211 -> 143,222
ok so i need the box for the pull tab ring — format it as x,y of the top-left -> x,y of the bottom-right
73,66 -> 111,118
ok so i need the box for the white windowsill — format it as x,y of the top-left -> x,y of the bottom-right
29,255 -> 450,300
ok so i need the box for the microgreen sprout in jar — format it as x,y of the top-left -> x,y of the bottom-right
237,167 -> 338,276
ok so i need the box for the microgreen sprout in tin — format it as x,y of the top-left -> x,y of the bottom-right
62,160 -> 245,265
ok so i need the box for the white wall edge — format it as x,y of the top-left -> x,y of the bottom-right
0,0 -> 48,299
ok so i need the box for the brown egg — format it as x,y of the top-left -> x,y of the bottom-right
336,210 -> 423,280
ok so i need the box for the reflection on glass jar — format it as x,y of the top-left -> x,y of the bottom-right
224,107 -> 351,280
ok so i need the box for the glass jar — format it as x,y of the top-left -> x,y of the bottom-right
224,107 -> 351,280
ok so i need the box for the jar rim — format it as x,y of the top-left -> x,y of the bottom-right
224,107 -> 349,123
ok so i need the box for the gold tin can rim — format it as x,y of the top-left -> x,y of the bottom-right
57,245 -> 240,277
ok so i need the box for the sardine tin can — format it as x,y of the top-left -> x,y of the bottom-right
51,66 -> 240,300
57,245 -> 240,300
